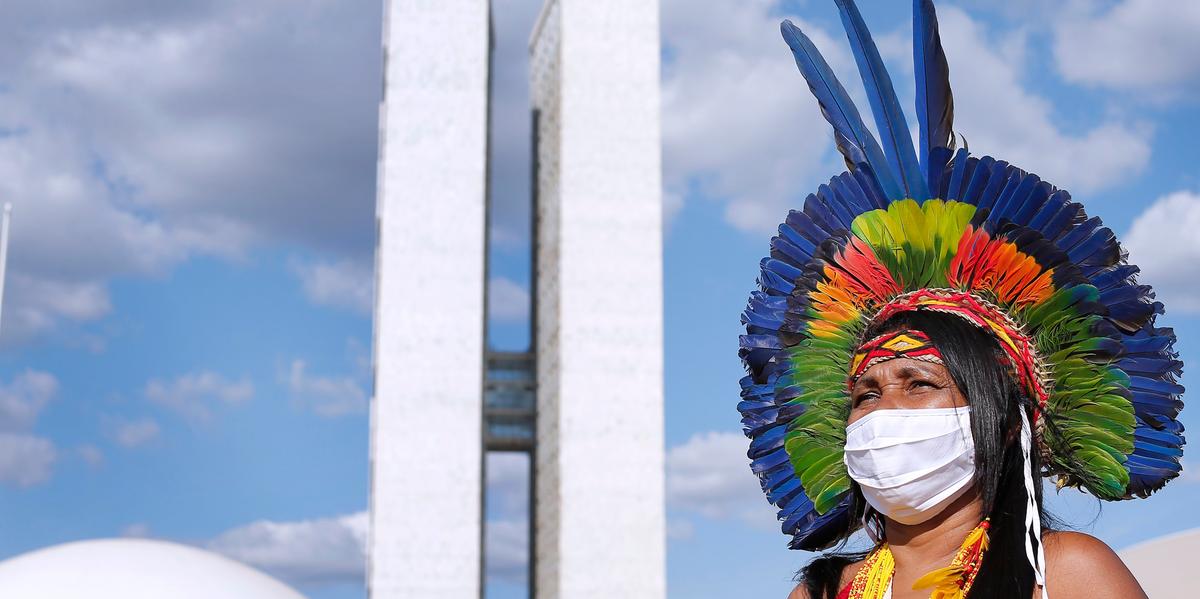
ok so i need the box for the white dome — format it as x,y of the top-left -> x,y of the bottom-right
0,538 -> 306,599
1119,528 -> 1200,599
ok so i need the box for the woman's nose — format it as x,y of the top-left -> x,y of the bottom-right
875,384 -> 911,408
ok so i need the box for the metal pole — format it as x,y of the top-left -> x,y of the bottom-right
0,203 -> 12,333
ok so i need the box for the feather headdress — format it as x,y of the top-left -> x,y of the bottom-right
738,0 -> 1185,551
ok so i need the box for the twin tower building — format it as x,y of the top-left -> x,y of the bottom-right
371,1 -> 666,597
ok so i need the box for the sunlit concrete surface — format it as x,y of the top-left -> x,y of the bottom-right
531,0 -> 666,596
1119,527 -> 1200,599
370,0 -> 489,597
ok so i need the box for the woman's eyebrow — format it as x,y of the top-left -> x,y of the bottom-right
852,373 -> 879,390
892,363 -> 946,379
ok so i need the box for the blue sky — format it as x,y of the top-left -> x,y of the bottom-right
1,1 -> 1199,598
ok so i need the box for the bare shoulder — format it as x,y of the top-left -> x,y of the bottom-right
786,558 -> 866,599
1042,531 -> 1147,599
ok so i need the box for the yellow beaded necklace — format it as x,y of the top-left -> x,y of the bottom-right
845,519 -> 990,599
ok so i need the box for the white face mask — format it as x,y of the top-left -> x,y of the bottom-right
843,407 -> 975,525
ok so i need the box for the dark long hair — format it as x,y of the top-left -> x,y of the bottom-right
799,310 -> 1054,598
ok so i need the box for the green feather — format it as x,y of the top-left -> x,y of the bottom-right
850,199 -> 974,289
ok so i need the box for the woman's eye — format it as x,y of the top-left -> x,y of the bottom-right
853,391 -> 879,405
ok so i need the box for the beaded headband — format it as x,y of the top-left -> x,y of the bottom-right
847,330 -> 944,387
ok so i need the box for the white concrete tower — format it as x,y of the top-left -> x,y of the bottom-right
530,1 -> 667,597
370,1 -> 489,597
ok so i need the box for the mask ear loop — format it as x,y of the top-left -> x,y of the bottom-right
1019,408 -> 1049,598
862,505 -> 884,545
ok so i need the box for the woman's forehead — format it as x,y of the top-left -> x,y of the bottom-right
854,356 -> 952,386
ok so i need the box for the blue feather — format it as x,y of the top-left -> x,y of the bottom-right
914,0 -> 954,188
974,160 -> 1012,214
779,493 -> 816,529
1064,222 -> 1119,267
1134,419 -> 1185,447
750,447 -> 791,474
1125,453 -> 1182,477
766,476 -> 803,504
1121,327 -> 1176,354
853,166 -> 890,209
742,305 -> 785,333
1133,438 -> 1184,459
929,146 -> 954,198
787,499 -> 852,550
988,171 -> 1027,223
1039,200 -> 1084,242
771,236 -> 813,269
1055,215 -> 1100,249
816,184 -> 853,229
764,257 -> 804,282
761,465 -> 797,493
945,148 -> 970,201
961,156 -> 995,205
749,424 -> 788,458
787,206 -> 834,247
1119,356 -> 1184,378
826,178 -> 865,222
834,0 -> 930,201
1090,265 -> 1139,292
831,172 -> 873,215
778,223 -> 818,258
1012,181 -> 1052,226
1028,189 -> 1071,231
780,20 -> 904,200
758,268 -> 795,296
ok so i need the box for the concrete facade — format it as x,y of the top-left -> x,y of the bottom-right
530,1 -> 667,597
371,0 -> 665,595
369,1 -> 490,597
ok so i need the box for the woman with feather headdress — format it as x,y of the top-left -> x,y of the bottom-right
736,2 -> 1185,597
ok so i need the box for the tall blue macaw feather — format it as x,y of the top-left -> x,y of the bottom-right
914,0 -> 954,189
779,20 -> 905,201
834,0 -> 930,201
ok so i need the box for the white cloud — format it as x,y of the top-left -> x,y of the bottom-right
485,518 -> 528,587
483,453 -> 530,586
77,443 -> 104,467
0,0 -> 380,342
122,522 -> 152,538
1124,190 -> 1200,313
0,370 -> 58,487
0,433 -> 56,487
659,2 -> 1151,234
660,0 -> 848,234
0,369 -> 58,432
667,518 -> 696,540
291,258 -> 373,315
108,417 -> 161,448
489,276 -> 530,323
206,506 -> 529,590
487,452 -> 530,516
1053,0 -> 1200,95
1178,461 -> 1199,483
284,360 -> 367,417
665,430 -> 776,529
145,371 -> 253,423
936,6 -> 1151,195
208,511 -> 367,587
